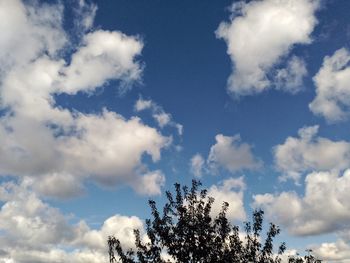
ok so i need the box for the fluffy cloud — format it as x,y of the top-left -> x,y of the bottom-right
254,170 -> 350,236
61,30 -> 143,95
131,170 -> 165,196
134,98 -> 183,135
274,126 -> 350,182
310,48 -> 350,122
208,134 -> 262,173
0,0 -> 171,197
0,179 -> 145,263
0,0 -> 67,68
312,239 -> 350,263
208,177 -> 246,221
216,0 -> 318,96
190,134 -> 261,177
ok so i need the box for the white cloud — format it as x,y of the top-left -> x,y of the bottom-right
310,48 -> 350,122
0,0 -> 171,197
208,134 -> 262,173
312,239 -> 350,263
153,112 -> 171,128
190,153 -> 205,177
0,0 -> 67,69
275,56 -> 308,93
74,0 -> 98,32
0,179 -> 145,263
32,173 -> 85,199
208,177 -> 246,221
189,134 -> 261,177
60,30 -> 143,95
274,125 -> 350,182
216,0 -> 318,96
134,98 -> 152,111
134,97 -> 183,135
254,169 -> 350,236
131,170 -> 165,196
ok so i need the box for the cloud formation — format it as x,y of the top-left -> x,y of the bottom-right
134,97 -> 183,135
312,238 -> 350,263
0,179 -> 144,262
190,134 -> 261,177
254,169 -> 350,236
274,125 -> 350,182
208,134 -> 262,173
0,0 -> 171,197
190,154 -> 205,178
310,48 -> 350,122
208,177 -> 246,221
275,56 -> 308,94
216,0 -> 318,96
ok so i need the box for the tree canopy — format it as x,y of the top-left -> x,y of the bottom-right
108,180 -> 321,263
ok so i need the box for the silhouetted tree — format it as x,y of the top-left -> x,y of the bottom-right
108,180 -> 290,263
288,250 -> 322,263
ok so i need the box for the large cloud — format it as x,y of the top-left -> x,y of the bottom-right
310,48 -> 350,122
254,170 -> 350,236
274,126 -> 350,182
0,0 -> 171,197
0,179 -> 145,262
216,0 -> 318,96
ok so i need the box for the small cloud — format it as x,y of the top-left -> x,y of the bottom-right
134,98 -> 152,111
207,134 -> 262,173
189,134 -> 262,177
190,153 -> 205,178
134,97 -> 183,135
132,170 -> 165,196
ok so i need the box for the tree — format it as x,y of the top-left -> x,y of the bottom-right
108,180 -> 320,263
288,250 -> 322,263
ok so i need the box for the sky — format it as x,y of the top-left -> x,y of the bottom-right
0,0 -> 350,262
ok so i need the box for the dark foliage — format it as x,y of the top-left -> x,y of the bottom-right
288,250 -> 322,263
108,180 -> 321,263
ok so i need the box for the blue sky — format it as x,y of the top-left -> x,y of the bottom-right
1,0 -> 350,262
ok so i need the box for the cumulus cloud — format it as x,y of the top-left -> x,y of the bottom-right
190,134 -> 261,177
253,169 -> 350,236
208,177 -> 246,221
134,97 -> 183,135
0,0 -> 171,197
0,179 -> 145,263
216,0 -> 318,96
208,134 -> 262,173
310,48 -> 350,122
61,30 -> 143,95
274,125 -> 350,182
312,238 -> 350,263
